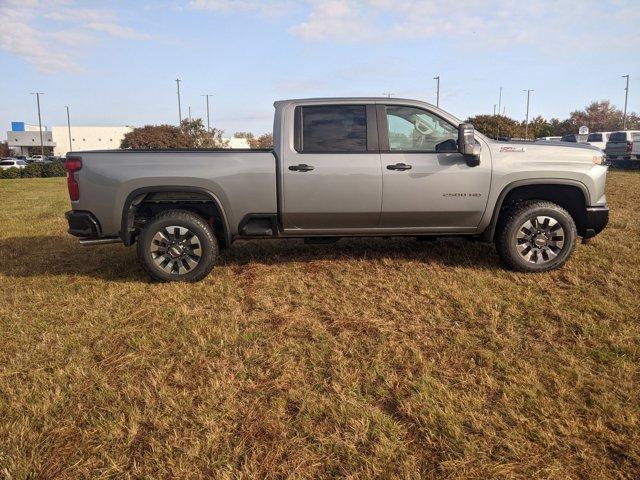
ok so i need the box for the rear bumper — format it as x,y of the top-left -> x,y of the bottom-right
65,210 -> 101,238
583,206 -> 609,239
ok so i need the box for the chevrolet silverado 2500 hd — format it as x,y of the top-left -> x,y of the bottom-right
65,98 -> 609,281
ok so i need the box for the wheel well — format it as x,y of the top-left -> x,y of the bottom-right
493,184 -> 588,238
124,190 -> 229,249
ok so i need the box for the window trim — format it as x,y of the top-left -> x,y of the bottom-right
293,104 -> 379,154
376,104 -> 459,154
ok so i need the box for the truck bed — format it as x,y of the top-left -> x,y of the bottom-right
70,149 -> 278,238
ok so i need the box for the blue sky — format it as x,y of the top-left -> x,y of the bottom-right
1,0 -> 639,135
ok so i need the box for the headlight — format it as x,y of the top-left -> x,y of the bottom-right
592,155 -> 608,166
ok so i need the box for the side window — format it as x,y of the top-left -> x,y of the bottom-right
385,106 -> 458,152
297,105 -> 367,152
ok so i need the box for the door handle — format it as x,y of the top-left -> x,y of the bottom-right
289,164 -> 315,172
386,163 -> 412,171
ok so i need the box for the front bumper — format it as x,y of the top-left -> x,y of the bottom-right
65,210 -> 101,238
583,206 -> 609,239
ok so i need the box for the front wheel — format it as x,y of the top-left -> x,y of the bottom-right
496,201 -> 577,272
136,209 -> 218,282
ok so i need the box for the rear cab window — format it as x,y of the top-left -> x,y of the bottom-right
609,132 -> 627,142
587,133 -> 602,142
295,105 -> 367,152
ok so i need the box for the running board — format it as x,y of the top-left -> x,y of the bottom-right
79,237 -> 122,246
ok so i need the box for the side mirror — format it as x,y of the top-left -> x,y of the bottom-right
458,123 -> 481,166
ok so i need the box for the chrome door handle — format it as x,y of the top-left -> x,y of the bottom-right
289,164 -> 315,172
386,163 -> 412,171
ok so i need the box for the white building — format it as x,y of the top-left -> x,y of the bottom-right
51,126 -> 133,157
7,121 -> 253,157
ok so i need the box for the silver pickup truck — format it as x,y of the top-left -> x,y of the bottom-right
65,97 -> 609,282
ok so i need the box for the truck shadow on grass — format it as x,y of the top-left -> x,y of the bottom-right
0,235 -> 501,282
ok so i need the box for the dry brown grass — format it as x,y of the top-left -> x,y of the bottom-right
1,171 -> 639,479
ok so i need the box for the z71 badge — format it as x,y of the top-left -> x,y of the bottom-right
500,146 -> 527,152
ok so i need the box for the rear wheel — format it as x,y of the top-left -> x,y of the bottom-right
496,201 -> 576,272
137,209 -> 218,282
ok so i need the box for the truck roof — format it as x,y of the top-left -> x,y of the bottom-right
274,97 -> 462,124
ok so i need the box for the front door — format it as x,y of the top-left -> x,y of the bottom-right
282,104 -> 382,230
378,105 -> 491,230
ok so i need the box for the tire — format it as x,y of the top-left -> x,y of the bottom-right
495,200 -> 577,272
136,209 -> 218,282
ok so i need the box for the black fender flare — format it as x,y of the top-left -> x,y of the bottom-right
120,186 -> 231,247
481,179 -> 590,242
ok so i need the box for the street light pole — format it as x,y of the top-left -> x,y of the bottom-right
65,106 -> 72,154
523,89 -> 534,140
30,92 -> 45,157
201,94 -> 213,131
493,104 -> 497,116
188,106 -> 192,122
434,76 -> 440,107
176,78 -> 182,125
498,86 -> 502,116
622,74 -> 630,130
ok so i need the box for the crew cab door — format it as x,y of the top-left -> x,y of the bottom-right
377,104 -> 491,230
281,104 -> 382,230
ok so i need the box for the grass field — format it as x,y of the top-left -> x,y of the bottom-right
1,172 -> 639,479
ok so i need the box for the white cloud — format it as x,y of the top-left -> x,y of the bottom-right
0,1 -> 152,74
189,0 -> 640,51
86,22 -> 152,40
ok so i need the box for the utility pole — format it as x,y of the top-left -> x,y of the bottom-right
622,74 -> 630,130
30,92 -> 45,157
523,89 -> 534,140
65,106 -> 72,153
498,86 -> 502,116
433,76 -> 440,107
176,78 -> 182,125
382,92 -> 395,98
188,106 -> 192,122
493,104 -> 497,116
201,94 -> 213,131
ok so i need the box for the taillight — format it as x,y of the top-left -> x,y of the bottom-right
66,156 -> 82,201
626,141 -> 633,152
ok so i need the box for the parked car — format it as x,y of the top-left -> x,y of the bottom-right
0,158 -> 27,170
632,133 -> 640,160
64,97 -> 609,281
605,130 -> 640,164
560,133 -> 588,143
586,132 -> 612,150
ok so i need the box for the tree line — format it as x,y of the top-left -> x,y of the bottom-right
2,100 -> 635,156
467,100 -> 640,139
118,118 -> 274,150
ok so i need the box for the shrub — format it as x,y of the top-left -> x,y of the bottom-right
22,162 -> 44,178
42,159 -> 67,177
1,167 -> 22,179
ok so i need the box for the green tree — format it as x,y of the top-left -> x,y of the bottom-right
561,100 -> 640,133
248,133 -> 273,149
465,115 -> 524,139
121,118 -> 228,149
0,141 -> 11,157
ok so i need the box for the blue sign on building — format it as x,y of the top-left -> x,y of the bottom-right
11,122 -> 25,132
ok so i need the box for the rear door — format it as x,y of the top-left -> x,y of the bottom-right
281,104 -> 382,230
378,104 -> 491,230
